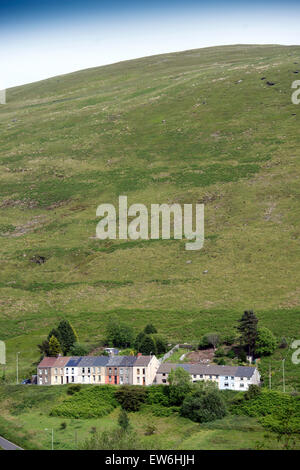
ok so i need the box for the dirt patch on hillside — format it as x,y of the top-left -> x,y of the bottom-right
186,348 -> 215,364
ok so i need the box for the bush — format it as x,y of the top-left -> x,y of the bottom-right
80,428 -> 149,450
226,349 -> 235,359
115,386 -> 148,412
223,333 -> 236,346
214,347 -> 225,358
180,389 -> 226,423
146,385 -> 170,407
244,385 -> 261,401
67,384 -> 82,395
255,327 -> 277,357
51,386 -> 117,418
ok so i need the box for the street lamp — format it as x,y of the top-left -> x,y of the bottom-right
45,428 -> 54,450
16,352 -> 20,384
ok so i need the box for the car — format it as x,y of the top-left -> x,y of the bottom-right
21,379 -> 31,385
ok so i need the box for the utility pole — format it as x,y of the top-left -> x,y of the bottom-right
268,363 -> 272,389
45,428 -> 54,450
282,358 -> 285,393
16,352 -> 20,384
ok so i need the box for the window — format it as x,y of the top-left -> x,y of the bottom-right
45,377 -> 48,383
231,376 -> 234,380
240,383 -> 244,388
55,368 -> 58,374
87,368 -> 91,374
120,368 -> 123,375
109,376 -> 112,383
60,368 -> 63,374
143,368 -> 145,375
55,376 -> 58,383
72,368 -> 74,374
162,379 -> 166,383
82,375 -> 85,382
109,368 -> 112,374
120,376 -> 124,384
209,375 -> 212,379
82,368 -> 85,374
98,375 -> 101,382
39,378 -> 42,385
224,382 -> 229,387
193,374 -> 196,378
225,376 -> 228,380
114,368 -> 117,374
162,373 -> 166,377
93,375 -> 96,382
137,377 -> 140,384
45,369 -> 48,375
39,369 -> 42,375
137,369 -> 140,375
200,374 -> 203,378
71,376 -> 75,383
240,377 -> 244,381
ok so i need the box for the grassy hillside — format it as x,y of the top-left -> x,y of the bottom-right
0,45 -> 300,388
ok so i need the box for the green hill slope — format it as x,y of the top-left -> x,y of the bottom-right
1,45 -> 300,387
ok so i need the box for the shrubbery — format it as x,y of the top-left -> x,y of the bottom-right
115,386 -> 148,412
51,386 -> 117,418
180,388 -> 226,423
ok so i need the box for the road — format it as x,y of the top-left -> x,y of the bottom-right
0,435 -> 23,450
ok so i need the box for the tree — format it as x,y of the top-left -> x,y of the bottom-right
139,335 -> 157,355
69,343 -> 89,356
180,389 -> 226,423
47,328 -> 60,342
144,324 -> 157,334
237,310 -> 258,356
105,319 -> 134,348
57,320 -> 78,355
255,327 -> 277,357
38,339 -> 50,357
155,336 -> 167,355
118,408 -> 130,432
134,331 -> 146,351
168,367 -> 192,405
48,335 -> 61,357
199,332 -> 220,350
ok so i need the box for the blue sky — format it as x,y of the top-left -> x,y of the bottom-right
1,1 -> 300,88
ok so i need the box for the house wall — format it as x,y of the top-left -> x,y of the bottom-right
132,357 -> 160,385
51,365 -> 68,385
38,367 -> 51,385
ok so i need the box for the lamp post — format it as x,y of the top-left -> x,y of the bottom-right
45,428 -> 54,450
16,352 -> 20,384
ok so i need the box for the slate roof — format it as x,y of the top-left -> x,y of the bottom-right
65,357 -> 83,367
93,356 -> 110,367
134,355 -> 153,366
107,355 -> 136,367
157,363 -> 256,378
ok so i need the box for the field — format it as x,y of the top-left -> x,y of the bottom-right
0,384 -> 298,450
0,44 -> 300,448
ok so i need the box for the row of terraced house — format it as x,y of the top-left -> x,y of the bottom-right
37,354 -> 260,390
